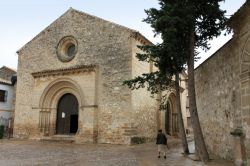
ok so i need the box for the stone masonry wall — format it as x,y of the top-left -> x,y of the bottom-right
233,4 -> 250,163
195,3 -> 250,162
131,38 -> 158,142
15,9 -> 134,144
195,38 -> 242,160
180,74 -> 188,130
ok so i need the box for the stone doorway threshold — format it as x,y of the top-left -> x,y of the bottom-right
41,135 -> 75,143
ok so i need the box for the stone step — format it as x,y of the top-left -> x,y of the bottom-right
41,135 -> 75,143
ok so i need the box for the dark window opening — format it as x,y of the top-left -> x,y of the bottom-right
67,44 -> 76,57
0,90 -> 7,102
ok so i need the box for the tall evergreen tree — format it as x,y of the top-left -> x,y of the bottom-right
124,1 -> 191,155
125,0 -> 229,162
183,0 -> 228,162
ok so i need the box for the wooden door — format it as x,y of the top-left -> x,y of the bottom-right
56,93 -> 79,134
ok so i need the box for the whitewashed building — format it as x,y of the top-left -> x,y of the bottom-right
0,66 -> 16,127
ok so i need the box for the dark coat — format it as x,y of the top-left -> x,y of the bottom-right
156,133 -> 167,145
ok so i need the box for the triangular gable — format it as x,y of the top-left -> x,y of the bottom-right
17,8 -> 153,54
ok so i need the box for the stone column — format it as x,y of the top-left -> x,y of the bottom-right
49,108 -> 57,136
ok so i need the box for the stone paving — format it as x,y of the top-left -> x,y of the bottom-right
0,138 -> 234,166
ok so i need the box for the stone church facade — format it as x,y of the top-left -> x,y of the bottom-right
14,8 -> 188,144
195,1 -> 250,164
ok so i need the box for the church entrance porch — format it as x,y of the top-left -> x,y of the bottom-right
37,78 -> 84,137
56,93 -> 79,135
162,93 -> 179,137
29,67 -> 98,144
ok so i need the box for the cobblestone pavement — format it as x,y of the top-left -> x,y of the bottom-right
0,139 -> 234,166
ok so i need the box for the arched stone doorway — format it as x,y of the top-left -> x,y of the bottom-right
39,78 -> 84,136
56,93 -> 79,134
164,93 -> 179,136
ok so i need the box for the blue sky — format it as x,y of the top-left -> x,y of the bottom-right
0,0 -> 246,69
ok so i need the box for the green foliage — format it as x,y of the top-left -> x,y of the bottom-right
124,0 -> 190,100
124,0 -> 229,105
144,0 -> 229,53
124,71 -> 174,95
124,0 -> 229,161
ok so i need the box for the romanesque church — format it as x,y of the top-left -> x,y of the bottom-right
14,8 -> 189,144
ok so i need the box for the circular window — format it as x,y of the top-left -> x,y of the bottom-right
67,44 -> 76,57
57,36 -> 78,62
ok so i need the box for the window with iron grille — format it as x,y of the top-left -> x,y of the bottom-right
0,90 -> 7,102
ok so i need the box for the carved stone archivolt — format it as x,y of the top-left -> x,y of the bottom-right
38,78 -> 85,135
39,78 -> 84,110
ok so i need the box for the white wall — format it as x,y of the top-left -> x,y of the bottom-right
0,83 -> 14,126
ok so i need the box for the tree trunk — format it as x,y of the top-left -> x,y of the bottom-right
175,73 -> 189,154
188,31 -> 209,162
